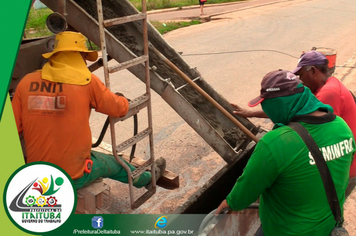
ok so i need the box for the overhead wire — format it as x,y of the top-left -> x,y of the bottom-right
182,49 -> 300,59
181,49 -> 356,68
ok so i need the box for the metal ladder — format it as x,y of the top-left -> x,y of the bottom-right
96,0 -> 156,209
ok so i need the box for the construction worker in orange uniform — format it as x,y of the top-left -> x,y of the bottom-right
12,31 -> 165,189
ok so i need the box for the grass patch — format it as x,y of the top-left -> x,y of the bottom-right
24,7 -> 53,38
150,20 -> 201,34
24,0 -> 234,38
24,7 -> 202,39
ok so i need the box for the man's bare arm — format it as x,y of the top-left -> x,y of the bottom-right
231,103 -> 269,118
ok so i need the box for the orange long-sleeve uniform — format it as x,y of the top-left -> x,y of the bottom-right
12,71 -> 129,179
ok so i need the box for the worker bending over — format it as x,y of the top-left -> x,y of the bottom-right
217,69 -> 354,236
232,50 -> 356,197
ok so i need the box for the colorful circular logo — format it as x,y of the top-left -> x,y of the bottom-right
3,162 -> 76,234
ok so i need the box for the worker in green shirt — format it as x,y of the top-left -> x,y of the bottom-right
216,69 -> 354,236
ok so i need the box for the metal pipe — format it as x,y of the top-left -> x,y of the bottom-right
58,0 -> 67,17
150,45 -> 259,143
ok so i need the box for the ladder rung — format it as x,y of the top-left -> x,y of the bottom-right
114,94 -> 150,122
116,128 -> 151,153
104,13 -> 146,27
132,187 -> 156,209
132,159 -> 153,179
109,55 -> 148,73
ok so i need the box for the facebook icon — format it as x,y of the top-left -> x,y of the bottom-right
92,216 -> 104,229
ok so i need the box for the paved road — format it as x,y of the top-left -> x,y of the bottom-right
147,0 -> 291,22
148,1 -> 356,231
90,0 -> 356,218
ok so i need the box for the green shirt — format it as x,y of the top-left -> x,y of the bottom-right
226,113 -> 354,236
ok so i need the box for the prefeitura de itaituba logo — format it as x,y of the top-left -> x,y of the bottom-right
12,176 -> 62,220
4,162 -> 76,234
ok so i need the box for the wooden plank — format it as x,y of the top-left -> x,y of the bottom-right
76,181 -> 110,214
96,193 -> 104,209
78,181 -> 109,196
75,193 -> 85,214
81,190 -> 97,214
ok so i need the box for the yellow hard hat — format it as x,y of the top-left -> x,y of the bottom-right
42,31 -> 98,61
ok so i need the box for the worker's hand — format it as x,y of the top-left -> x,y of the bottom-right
231,103 -> 269,118
215,199 -> 230,216
115,92 -> 125,97
115,92 -> 131,102
231,103 -> 253,118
